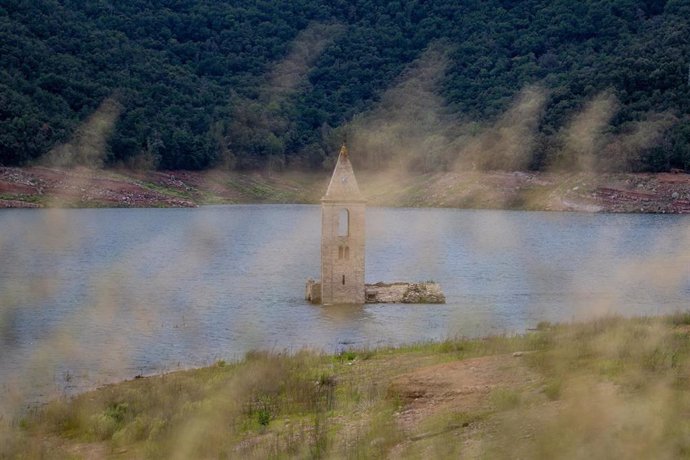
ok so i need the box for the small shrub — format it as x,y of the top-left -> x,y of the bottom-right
256,409 -> 271,427
90,413 -> 118,440
18,419 -> 29,431
536,321 -> 552,331
597,359 -> 625,377
147,417 -> 167,441
121,416 -> 151,444
490,389 -> 521,410
41,400 -> 80,435
317,373 -> 336,387
90,402 -> 130,440
543,380 -> 562,401
338,350 -> 358,362
104,403 -> 129,424
359,350 -> 374,360
669,311 -> 690,326
437,340 -> 465,353
245,350 -> 273,361
642,347 -> 670,372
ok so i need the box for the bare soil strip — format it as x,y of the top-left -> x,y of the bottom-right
1,167 -> 689,212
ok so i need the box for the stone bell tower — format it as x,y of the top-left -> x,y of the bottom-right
320,143 -> 366,305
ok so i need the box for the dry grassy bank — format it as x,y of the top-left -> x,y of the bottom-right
2,166 -> 690,213
3,313 -> 690,459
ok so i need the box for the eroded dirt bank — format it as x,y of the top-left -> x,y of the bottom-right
1,166 -> 689,213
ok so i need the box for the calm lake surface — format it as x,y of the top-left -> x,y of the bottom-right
1,205 -> 689,400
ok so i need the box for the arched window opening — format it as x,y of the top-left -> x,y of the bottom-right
342,275 -> 346,285
344,246 -> 350,259
338,246 -> 344,259
337,209 -> 349,236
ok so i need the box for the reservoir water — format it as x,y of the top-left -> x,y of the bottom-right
1,205 -> 689,401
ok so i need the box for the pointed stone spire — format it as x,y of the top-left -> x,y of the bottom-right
319,142 -> 366,305
322,143 -> 365,202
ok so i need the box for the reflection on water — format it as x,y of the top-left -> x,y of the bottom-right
317,303 -> 370,327
0,205 -> 689,402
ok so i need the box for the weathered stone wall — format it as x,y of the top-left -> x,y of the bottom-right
305,279 -> 321,304
321,201 -> 365,305
365,282 -> 445,304
306,280 -> 445,304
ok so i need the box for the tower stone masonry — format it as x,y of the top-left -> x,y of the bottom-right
320,144 -> 366,305
305,145 -> 445,305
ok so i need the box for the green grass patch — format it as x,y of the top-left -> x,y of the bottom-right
0,193 -> 45,204
7,314 -> 690,458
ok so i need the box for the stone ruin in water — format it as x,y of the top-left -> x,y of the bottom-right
305,144 -> 445,305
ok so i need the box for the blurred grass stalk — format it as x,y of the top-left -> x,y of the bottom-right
2,314 -> 690,458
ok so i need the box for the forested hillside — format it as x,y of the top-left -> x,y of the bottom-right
1,0 -> 689,171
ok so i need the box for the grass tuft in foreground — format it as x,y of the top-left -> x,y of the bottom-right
4,313 -> 690,458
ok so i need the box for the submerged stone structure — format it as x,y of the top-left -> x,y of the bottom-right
319,144 -> 366,305
306,280 -> 445,304
364,282 -> 445,304
306,144 -> 445,305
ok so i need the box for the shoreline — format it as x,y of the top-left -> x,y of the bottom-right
1,166 -> 690,213
4,313 -> 690,458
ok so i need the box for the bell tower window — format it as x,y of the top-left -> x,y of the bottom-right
338,209 -> 349,236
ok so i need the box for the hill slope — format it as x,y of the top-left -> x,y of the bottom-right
1,0 -> 689,171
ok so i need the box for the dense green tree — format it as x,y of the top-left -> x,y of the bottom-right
0,0 -> 688,171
